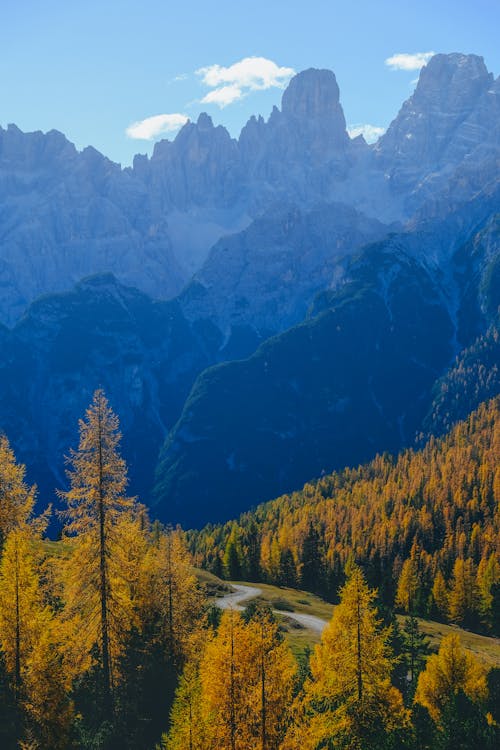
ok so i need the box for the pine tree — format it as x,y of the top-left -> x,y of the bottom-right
58,388 -> 137,713
223,528 -> 243,580
401,615 -> 430,691
300,522 -> 323,594
278,548 -> 298,587
243,519 -> 261,582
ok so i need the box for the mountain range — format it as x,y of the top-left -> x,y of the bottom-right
0,52 -> 499,525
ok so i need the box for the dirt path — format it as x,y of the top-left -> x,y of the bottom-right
215,583 -> 327,634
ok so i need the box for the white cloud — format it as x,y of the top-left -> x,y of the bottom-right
126,113 -> 189,140
348,124 -> 386,143
201,84 -> 243,107
385,51 -> 435,71
196,56 -> 295,108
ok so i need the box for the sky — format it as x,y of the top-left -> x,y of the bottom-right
1,0 -> 499,166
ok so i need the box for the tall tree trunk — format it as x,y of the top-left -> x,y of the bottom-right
261,622 -> 266,750
356,579 -> 363,701
188,697 -> 193,750
230,610 -> 236,750
97,403 -> 112,712
14,537 -> 20,702
166,530 -> 174,657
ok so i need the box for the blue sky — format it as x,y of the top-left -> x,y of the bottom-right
1,0 -> 499,165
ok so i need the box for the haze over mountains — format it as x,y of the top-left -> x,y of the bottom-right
0,52 -> 499,524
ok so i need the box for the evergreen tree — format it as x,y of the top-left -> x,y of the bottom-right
401,616 -> 430,695
223,528 -> 243,580
243,519 -> 261,582
278,548 -> 298,587
300,522 -> 323,594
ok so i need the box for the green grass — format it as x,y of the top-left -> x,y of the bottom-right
225,578 -> 500,665
194,567 -> 233,596
406,616 -> 500,668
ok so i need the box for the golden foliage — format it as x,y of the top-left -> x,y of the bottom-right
414,633 -> 488,724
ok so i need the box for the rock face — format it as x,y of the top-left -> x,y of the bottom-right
180,202 -> 389,340
153,201 -> 500,527
154,244 -> 456,527
0,125 -> 184,324
1,54 -> 499,325
0,274 -> 221,504
376,54 -> 500,213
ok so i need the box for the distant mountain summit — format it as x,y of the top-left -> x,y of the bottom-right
1,54 -> 499,324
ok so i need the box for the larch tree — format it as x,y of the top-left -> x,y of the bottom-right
395,556 -> 420,613
244,611 -> 296,749
0,435 -> 36,546
58,388 -> 137,712
414,633 -> 488,724
432,569 -> 449,619
172,609 -> 296,750
284,564 -> 409,750
448,558 -> 479,625
152,527 -> 203,665
0,524 -> 72,748
414,632 -> 493,749
477,553 -> 500,631
166,659 -> 205,750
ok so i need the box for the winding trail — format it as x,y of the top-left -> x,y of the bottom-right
215,583 -> 327,635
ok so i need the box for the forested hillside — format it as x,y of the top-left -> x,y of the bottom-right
191,397 -> 500,633
0,391 -> 498,749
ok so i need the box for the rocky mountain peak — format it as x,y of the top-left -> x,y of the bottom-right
196,112 -> 214,130
0,123 -> 76,167
412,53 -> 492,110
281,68 -> 343,122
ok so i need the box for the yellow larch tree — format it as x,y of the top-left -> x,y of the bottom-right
166,658 -> 206,750
414,633 -> 488,724
395,556 -> 420,613
151,527 -> 203,665
477,553 -> 500,630
0,524 -> 72,748
0,435 -> 36,544
243,611 -> 296,749
284,564 -> 409,750
448,558 -> 479,624
58,388 -> 138,710
431,569 -> 449,618
168,608 -> 296,750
